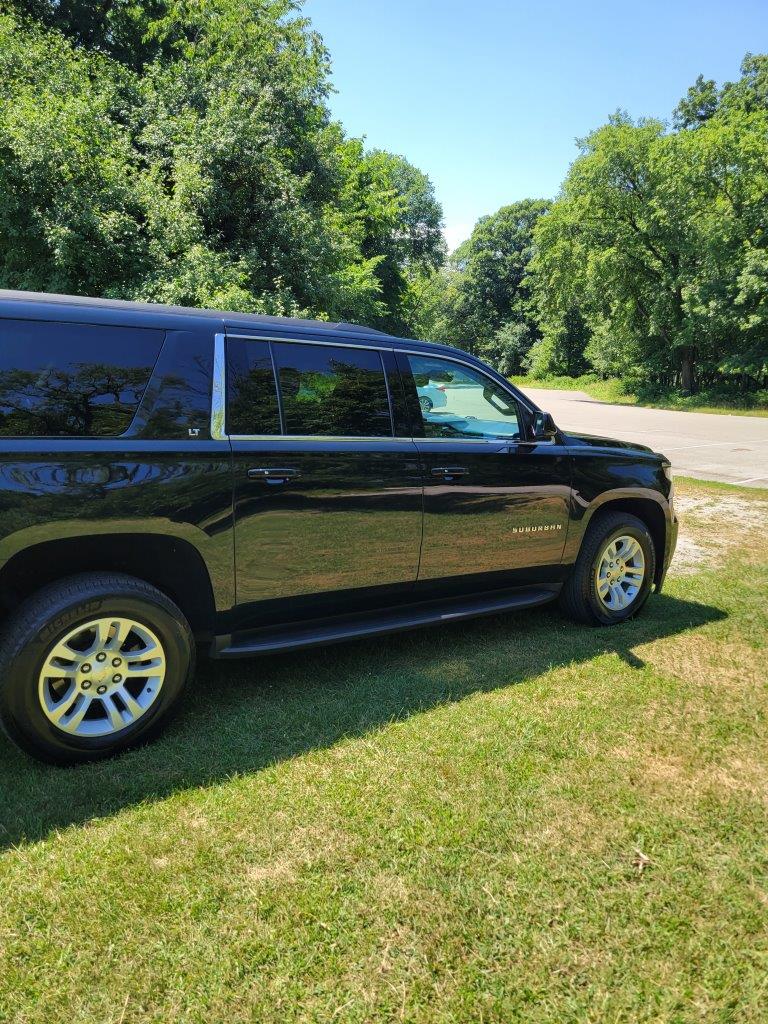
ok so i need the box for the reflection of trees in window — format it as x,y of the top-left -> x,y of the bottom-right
141,357 -> 213,437
0,363 -> 151,436
228,364 -> 281,436
279,359 -> 392,437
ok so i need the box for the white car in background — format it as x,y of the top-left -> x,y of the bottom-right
417,381 -> 448,414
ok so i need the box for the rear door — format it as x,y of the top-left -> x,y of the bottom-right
397,350 -> 572,594
226,334 -> 423,628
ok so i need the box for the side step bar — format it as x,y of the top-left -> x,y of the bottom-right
212,586 -> 560,658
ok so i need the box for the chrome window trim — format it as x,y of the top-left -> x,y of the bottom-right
229,434 -> 417,443
227,332 -> 392,352
417,436 -> 558,447
225,434 -> 555,446
211,332 -> 227,440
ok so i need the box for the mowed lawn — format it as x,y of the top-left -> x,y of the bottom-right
0,479 -> 766,1023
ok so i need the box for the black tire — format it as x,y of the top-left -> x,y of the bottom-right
0,573 -> 195,765
559,511 -> 656,626
419,395 -> 433,413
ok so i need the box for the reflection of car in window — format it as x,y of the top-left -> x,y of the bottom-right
409,355 -> 522,440
417,381 -> 447,414
0,290 -> 677,766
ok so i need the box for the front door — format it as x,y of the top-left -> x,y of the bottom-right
226,335 -> 423,629
398,351 -> 572,594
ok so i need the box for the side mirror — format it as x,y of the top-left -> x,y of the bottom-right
532,410 -> 558,442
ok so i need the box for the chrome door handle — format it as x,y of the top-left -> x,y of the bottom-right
247,467 -> 301,484
431,466 -> 468,478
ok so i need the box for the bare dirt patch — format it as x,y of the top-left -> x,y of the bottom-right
670,489 -> 768,575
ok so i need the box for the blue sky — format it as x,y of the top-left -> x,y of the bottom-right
303,0 -> 767,250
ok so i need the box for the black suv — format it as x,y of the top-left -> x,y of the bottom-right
0,291 -> 677,764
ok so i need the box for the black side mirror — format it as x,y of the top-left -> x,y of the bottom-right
532,410 -> 558,442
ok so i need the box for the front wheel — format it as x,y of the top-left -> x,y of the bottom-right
0,573 -> 194,764
559,511 -> 656,626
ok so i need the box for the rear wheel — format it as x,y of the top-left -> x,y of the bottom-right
559,511 -> 656,626
0,573 -> 194,764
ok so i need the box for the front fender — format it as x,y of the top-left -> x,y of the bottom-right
563,453 -> 676,586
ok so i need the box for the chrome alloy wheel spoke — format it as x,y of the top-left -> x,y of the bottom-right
594,534 -> 646,612
48,685 -> 92,731
38,617 -> 167,738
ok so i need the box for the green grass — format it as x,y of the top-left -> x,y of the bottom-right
1,479 -> 767,1022
509,372 -> 768,417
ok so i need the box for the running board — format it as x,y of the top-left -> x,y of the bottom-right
212,586 -> 559,658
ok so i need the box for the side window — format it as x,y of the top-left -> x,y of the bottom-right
272,341 -> 392,438
226,338 -> 281,436
407,354 -> 522,441
0,319 -> 163,437
134,331 -> 214,439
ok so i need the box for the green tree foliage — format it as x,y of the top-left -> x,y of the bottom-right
0,2 -> 443,327
526,307 -> 590,378
673,74 -> 719,129
530,54 -> 768,393
415,199 -> 549,370
339,146 -> 444,333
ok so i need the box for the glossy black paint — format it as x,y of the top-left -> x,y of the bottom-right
229,437 -> 423,630
0,291 -> 678,645
0,439 -> 235,616
412,437 -> 572,589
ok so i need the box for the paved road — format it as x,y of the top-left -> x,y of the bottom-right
519,387 -> 768,488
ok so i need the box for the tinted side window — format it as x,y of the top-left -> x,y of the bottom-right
273,342 -> 392,438
226,338 -> 281,436
0,319 -> 163,437
132,331 -> 214,439
407,354 -> 521,440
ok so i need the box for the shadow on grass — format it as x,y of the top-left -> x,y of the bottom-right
0,593 -> 724,849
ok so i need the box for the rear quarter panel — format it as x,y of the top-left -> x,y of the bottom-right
0,439 -> 235,613
0,317 -> 235,619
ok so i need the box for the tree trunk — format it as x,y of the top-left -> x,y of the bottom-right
680,348 -> 696,395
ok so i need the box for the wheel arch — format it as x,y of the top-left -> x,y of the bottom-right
570,489 -> 671,588
0,534 -> 217,637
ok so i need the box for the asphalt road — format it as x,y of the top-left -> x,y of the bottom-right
519,387 -> 768,488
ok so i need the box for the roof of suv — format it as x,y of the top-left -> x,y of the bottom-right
0,289 -> 394,339
0,288 -> 489,366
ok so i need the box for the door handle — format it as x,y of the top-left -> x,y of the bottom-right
431,466 -> 468,479
247,467 -> 301,484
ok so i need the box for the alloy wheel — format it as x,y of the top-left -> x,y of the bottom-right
38,617 -> 166,738
594,535 -> 646,612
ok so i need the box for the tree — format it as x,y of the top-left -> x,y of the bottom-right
526,307 -> 590,378
529,59 -> 768,394
337,146 -> 444,333
673,74 -> 719,129
478,321 -> 533,377
0,2 -> 443,329
415,199 -> 549,364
